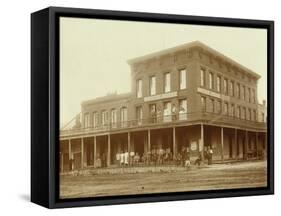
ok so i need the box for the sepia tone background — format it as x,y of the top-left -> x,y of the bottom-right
60,17 -> 267,126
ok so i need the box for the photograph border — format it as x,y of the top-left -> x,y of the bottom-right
31,6 -> 274,208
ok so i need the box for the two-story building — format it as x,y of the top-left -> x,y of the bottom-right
59,41 -> 267,172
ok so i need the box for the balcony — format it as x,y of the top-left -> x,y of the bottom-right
60,111 -> 267,138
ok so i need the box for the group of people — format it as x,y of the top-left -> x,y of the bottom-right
114,146 -> 214,167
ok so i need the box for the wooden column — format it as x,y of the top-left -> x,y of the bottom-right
173,127 -> 176,159
128,132 -> 131,165
93,136 -> 96,167
221,127 -> 224,161
61,152 -> 63,173
107,134 -> 111,166
245,130 -> 248,160
81,138 -> 84,169
68,139 -> 72,160
234,129 -> 238,159
201,124 -> 204,160
148,129 -> 151,153
256,132 -> 259,158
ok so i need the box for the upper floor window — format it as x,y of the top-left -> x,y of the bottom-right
92,112 -> 99,128
136,106 -> 143,125
253,109 -> 256,121
149,76 -> 156,96
101,110 -> 109,126
216,76 -> 221,92
209,72 -> 214,90
179,99 -> 187,120
230,104 -> 235,117
237,106 -> 241,119
111,109 -> 117,126
247,87 -> 251,102
136,79 -> 142,98
120,107 -> 128,127
84,113 -> 90,128
261,112 -> 265,122
201,96 -> 206,112
242,107 -> 246,119
223,78 -> 228,95
217,100 -> 222,114
163,101 -> 172,122
223,102 -> 228,115
241,86 -> 245,100
179,69 -> 187,90
230,81 -> 234,96
200,68 -> 206,86
210,99 -> 215,113
236,83 -> 240,99
252,89 -> 256,103
164,72 -> 171,93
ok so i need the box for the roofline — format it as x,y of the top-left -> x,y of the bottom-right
81,92 -> 132,106
127,40 -> 261,79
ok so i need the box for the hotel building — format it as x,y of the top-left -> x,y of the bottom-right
59,41 -> 267,172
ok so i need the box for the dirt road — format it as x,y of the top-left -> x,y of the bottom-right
60,161 -> 267,199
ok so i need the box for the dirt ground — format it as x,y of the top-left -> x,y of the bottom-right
59,161 -> 267,199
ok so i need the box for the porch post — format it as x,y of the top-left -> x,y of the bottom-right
93,136 -> 97,167
107,134 -> 111,166
68,139 -> 72,160
245,130 -> 248,160
173,127 -> 176,159
148,129 -> 151,153
221,127 -> 224,161
256,132 -> 259,158
201,124 -> 204,160
234,128 -> 238,159
81,138 -> 84,169
128,132 -> 131,165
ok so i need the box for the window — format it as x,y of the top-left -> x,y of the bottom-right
237,106 -> 241,119
223,78 -> 228,95
252,89 -> 256,103
136,79 -> 142,98
261,112 -> 265,122
120,107 -> 128,127
92,112 -> 99,128
101,111 -> 109,126
136,106 -> 143,125
201,96 -> 206,112
230,81 -> 234,96
179,69 -> 187,89
217,100 -> 222,113
223,102 -> 228,115
209,72 -> 214,89
247,108 -> 251,120
164,72 -> 171,93
200,68 -> 206,86
111,109 -> 117,126
253,109 -> 256,121
149,76 -> 156,95
163,101 -> 172,122
216,76 -> 221,92
237,83 -> 240,98
241,86 -> 245,100
241,107 -> 246,119
149,104 -> 157,123
179,99 -> 187,120
247,87 -> 251,102
84,113 -> 90,128
210,99 -> 215,113
230,104 -> 235,117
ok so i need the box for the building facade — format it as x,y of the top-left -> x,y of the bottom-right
60,41 -> 267,172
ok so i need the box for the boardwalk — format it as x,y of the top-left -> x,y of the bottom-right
60,161 -> 267,199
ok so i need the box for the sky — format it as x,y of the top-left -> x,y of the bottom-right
60,17 -> 267,127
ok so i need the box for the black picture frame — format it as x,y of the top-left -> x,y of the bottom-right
31,6 -> 274,209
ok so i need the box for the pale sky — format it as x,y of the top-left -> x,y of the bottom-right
60,17 -> 267,127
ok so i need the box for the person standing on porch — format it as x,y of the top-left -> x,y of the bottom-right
124,150 -> 129,166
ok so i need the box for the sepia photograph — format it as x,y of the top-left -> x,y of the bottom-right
58,17 -> 268,199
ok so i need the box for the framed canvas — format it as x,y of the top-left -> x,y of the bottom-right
31,6 -> 274,208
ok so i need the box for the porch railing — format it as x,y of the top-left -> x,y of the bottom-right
60,111 -> 267,137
